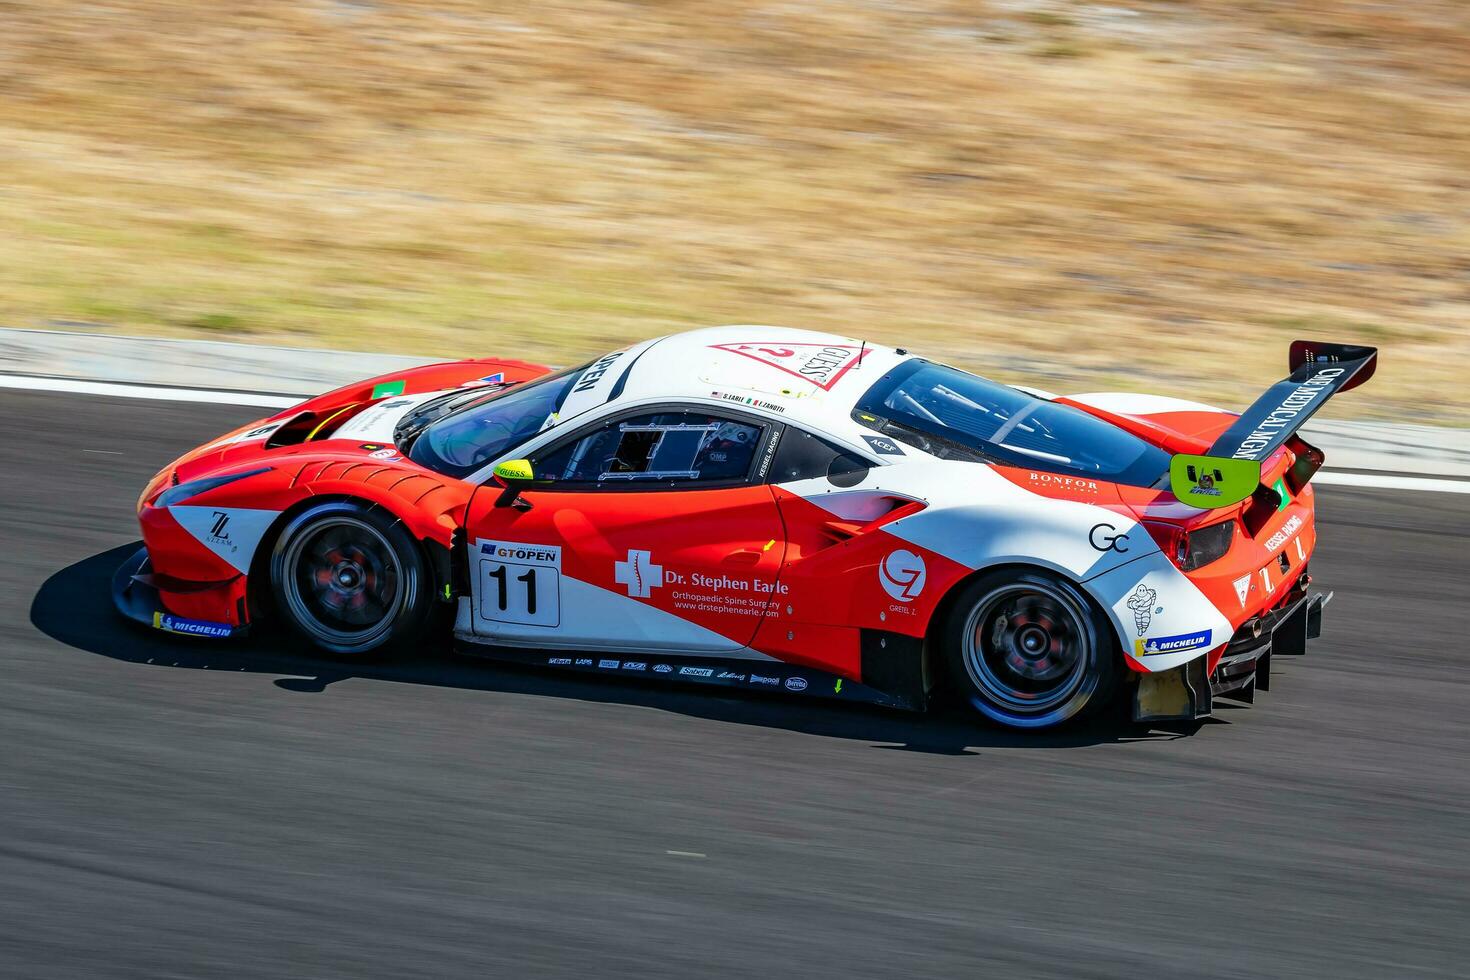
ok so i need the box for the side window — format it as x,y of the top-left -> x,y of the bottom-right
533,411 -> 765,487
769,428 -> 871,487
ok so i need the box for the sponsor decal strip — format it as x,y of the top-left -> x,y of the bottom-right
461,641 -> 915,709
541,653 -> 813,690
530,652 -> 897,702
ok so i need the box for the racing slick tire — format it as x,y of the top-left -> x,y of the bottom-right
941,569 -> 1118,729
269,501 -> 432,657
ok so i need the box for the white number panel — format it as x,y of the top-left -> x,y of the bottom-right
475,540 -> 562,629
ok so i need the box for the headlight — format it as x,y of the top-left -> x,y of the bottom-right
154,467 -> 272,508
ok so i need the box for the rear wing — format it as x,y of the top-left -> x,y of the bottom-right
1208,340 -> 1378,462
1171,340 -> 1378,509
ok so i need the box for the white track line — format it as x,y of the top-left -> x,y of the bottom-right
2,372 -> 1467,494
0,374 -> 298,409
1312,471 -> 1470,494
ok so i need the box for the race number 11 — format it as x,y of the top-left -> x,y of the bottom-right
476,540 -> 561,628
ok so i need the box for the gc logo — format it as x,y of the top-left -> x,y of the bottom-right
1089,523 -> 1130,554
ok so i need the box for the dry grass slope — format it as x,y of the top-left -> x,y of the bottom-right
2,0 -> 1467,421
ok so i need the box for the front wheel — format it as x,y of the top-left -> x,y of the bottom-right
269,502 -> 431,656
940,569 -> 1117,729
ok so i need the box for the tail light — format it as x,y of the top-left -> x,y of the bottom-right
1144,519 -> 1236,572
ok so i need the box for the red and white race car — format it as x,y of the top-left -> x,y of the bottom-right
115,327 -> 1376,729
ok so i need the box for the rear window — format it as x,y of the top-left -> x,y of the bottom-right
854,359 -> 1170,487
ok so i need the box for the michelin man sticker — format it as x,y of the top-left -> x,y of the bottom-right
1127,584 -> 1157,635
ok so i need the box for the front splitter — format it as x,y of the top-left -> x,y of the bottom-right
112,546 -> 245,640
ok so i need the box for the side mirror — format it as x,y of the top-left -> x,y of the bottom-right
492,459 -> 537,510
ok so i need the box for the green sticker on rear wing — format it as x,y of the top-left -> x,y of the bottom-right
1170,455 -> 1261,509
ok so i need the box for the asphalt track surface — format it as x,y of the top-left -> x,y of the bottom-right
1,389 -> 1465,980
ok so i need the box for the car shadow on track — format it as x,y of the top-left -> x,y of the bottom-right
32,545 -> 1202,755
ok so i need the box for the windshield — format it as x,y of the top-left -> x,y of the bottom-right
854,359 -> 1171,487
408,365 -> 584,479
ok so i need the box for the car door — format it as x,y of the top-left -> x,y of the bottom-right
463,405 -> 787,654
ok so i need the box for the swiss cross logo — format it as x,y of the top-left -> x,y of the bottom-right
615,549 -> 663,599
709,342 -> 869,391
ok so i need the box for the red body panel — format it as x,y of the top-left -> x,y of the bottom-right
134,358 -> 551,626
465,483 -> 786,648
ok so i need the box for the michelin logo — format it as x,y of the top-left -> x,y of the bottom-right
153,612 -> 234,638
1135,630 -> 1212,657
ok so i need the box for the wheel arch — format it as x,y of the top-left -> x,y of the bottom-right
244,494 -> 452,624
924,560 -> 1126,679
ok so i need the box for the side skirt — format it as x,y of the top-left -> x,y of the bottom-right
453,637 -> 926,711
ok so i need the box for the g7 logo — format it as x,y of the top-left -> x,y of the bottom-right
879,550 -> 927,602
1089,523 -> 1130,554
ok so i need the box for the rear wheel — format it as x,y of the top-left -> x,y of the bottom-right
269,502 -> 431,656
941,569 -> 1117,729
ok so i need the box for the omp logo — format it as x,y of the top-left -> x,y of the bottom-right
615,549 -> 664,598
878,550 -> 927,602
